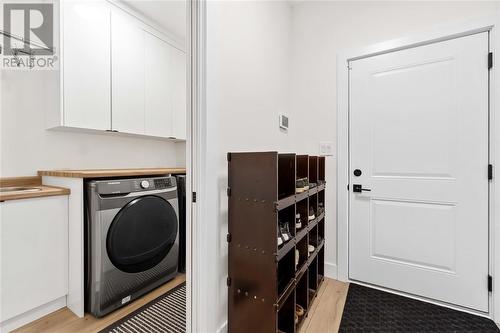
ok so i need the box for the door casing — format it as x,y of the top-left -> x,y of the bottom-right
337,16 -> 500,323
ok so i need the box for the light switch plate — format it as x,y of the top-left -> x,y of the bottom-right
319,141 -> 334,156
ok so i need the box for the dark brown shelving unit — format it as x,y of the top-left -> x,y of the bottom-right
227,152 -> 326,333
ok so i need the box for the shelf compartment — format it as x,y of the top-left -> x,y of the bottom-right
277,239 -> 296,262
295,270 -> 308,329
279,205 -> 296,238
309,193 -> 318,222
278,249 -> 296,297
296,155 -> 309,181
308,156 -> 318,186
308,215 -> 320,230
279,154 -> 296,200
308,288 -> 316,305
318,190 -> 325,216
277,276 -> 296,309
309,224 -> 318,249
318,156 -> 325,184
295,257 -> 308,280
308,186 -> 318,195
308,240 -> 324,265
278,288 -> 295,333
318,219 -> 324,245
309,255 -> 318,293
296,197 -> 309,229
318,246 -> 325,286
295,225 -> 308,243
296,234 -> 309,272
277,194 -> 295,211
295,190 -> 308,203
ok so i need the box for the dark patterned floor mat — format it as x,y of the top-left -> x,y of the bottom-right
339,283 -> 499,333
99,283 -> 185,333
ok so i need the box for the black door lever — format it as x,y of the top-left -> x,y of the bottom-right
352,184 -> 371,193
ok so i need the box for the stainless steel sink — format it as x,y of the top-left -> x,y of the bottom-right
0,186 -> 42,193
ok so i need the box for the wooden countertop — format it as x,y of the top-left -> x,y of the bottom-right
38,167 -> 186,178
0,176 -> 70,201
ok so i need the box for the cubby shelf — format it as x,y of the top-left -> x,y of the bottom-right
228,152 -> 326,333
277,186 -> 324,212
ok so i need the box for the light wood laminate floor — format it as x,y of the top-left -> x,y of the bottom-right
14,275 -> 186,333
300,278 -> 349,333
14,276 -> 348,333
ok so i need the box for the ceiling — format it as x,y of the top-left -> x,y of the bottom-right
121,0 -> 187,42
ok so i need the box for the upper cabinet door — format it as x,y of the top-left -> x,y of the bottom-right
171,47 -> 187,140
62,1 -> 111,130
111,10 -> 145,135
144,32 -> 173,138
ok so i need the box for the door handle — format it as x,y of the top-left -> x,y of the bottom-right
352,184 -> 371,193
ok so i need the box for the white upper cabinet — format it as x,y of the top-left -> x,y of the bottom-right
57,0 -> 187,140
171,47 -> 187,140
145,32 -> 173,138
62,1 -> 111,130
111,10 -> 145,135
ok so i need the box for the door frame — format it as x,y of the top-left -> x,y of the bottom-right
337,16 -> 500,322
187,0 -> 208,331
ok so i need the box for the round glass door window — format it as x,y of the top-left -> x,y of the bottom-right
107,195 -> 178,273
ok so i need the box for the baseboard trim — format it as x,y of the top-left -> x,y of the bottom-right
325,262 -> 338,279
217,320 -> 228,333
0,296 -> 67,332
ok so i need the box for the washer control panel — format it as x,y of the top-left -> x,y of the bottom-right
95,176 -> 177,195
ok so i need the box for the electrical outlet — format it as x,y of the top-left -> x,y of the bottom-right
319,141 -> 333,156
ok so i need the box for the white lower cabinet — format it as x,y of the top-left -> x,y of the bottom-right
0,196 -> 68,324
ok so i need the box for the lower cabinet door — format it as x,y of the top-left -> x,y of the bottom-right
0,196 -> 68,321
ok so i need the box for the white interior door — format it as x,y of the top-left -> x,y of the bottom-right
349,32 -> 489,312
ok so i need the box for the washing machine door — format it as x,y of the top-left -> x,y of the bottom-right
106,195 -> 178,273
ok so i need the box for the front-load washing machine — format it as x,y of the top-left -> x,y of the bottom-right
85,176 -> 179,317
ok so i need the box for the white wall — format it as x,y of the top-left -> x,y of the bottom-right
203,1 -> 500,331
0,69 -> 185,177
204,1 -> 292,331
290,0 -> 500,277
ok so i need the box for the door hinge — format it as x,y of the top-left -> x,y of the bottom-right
227,277 -> 231,287
227,152 -> 232,162
488,275 -> 493,292
347,184 -> 349,191
192,192 -> 197,203
489,52 -> 493,70
227,187 -> 231,197
489,164 -> 493,181
227,233 -> 231,243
